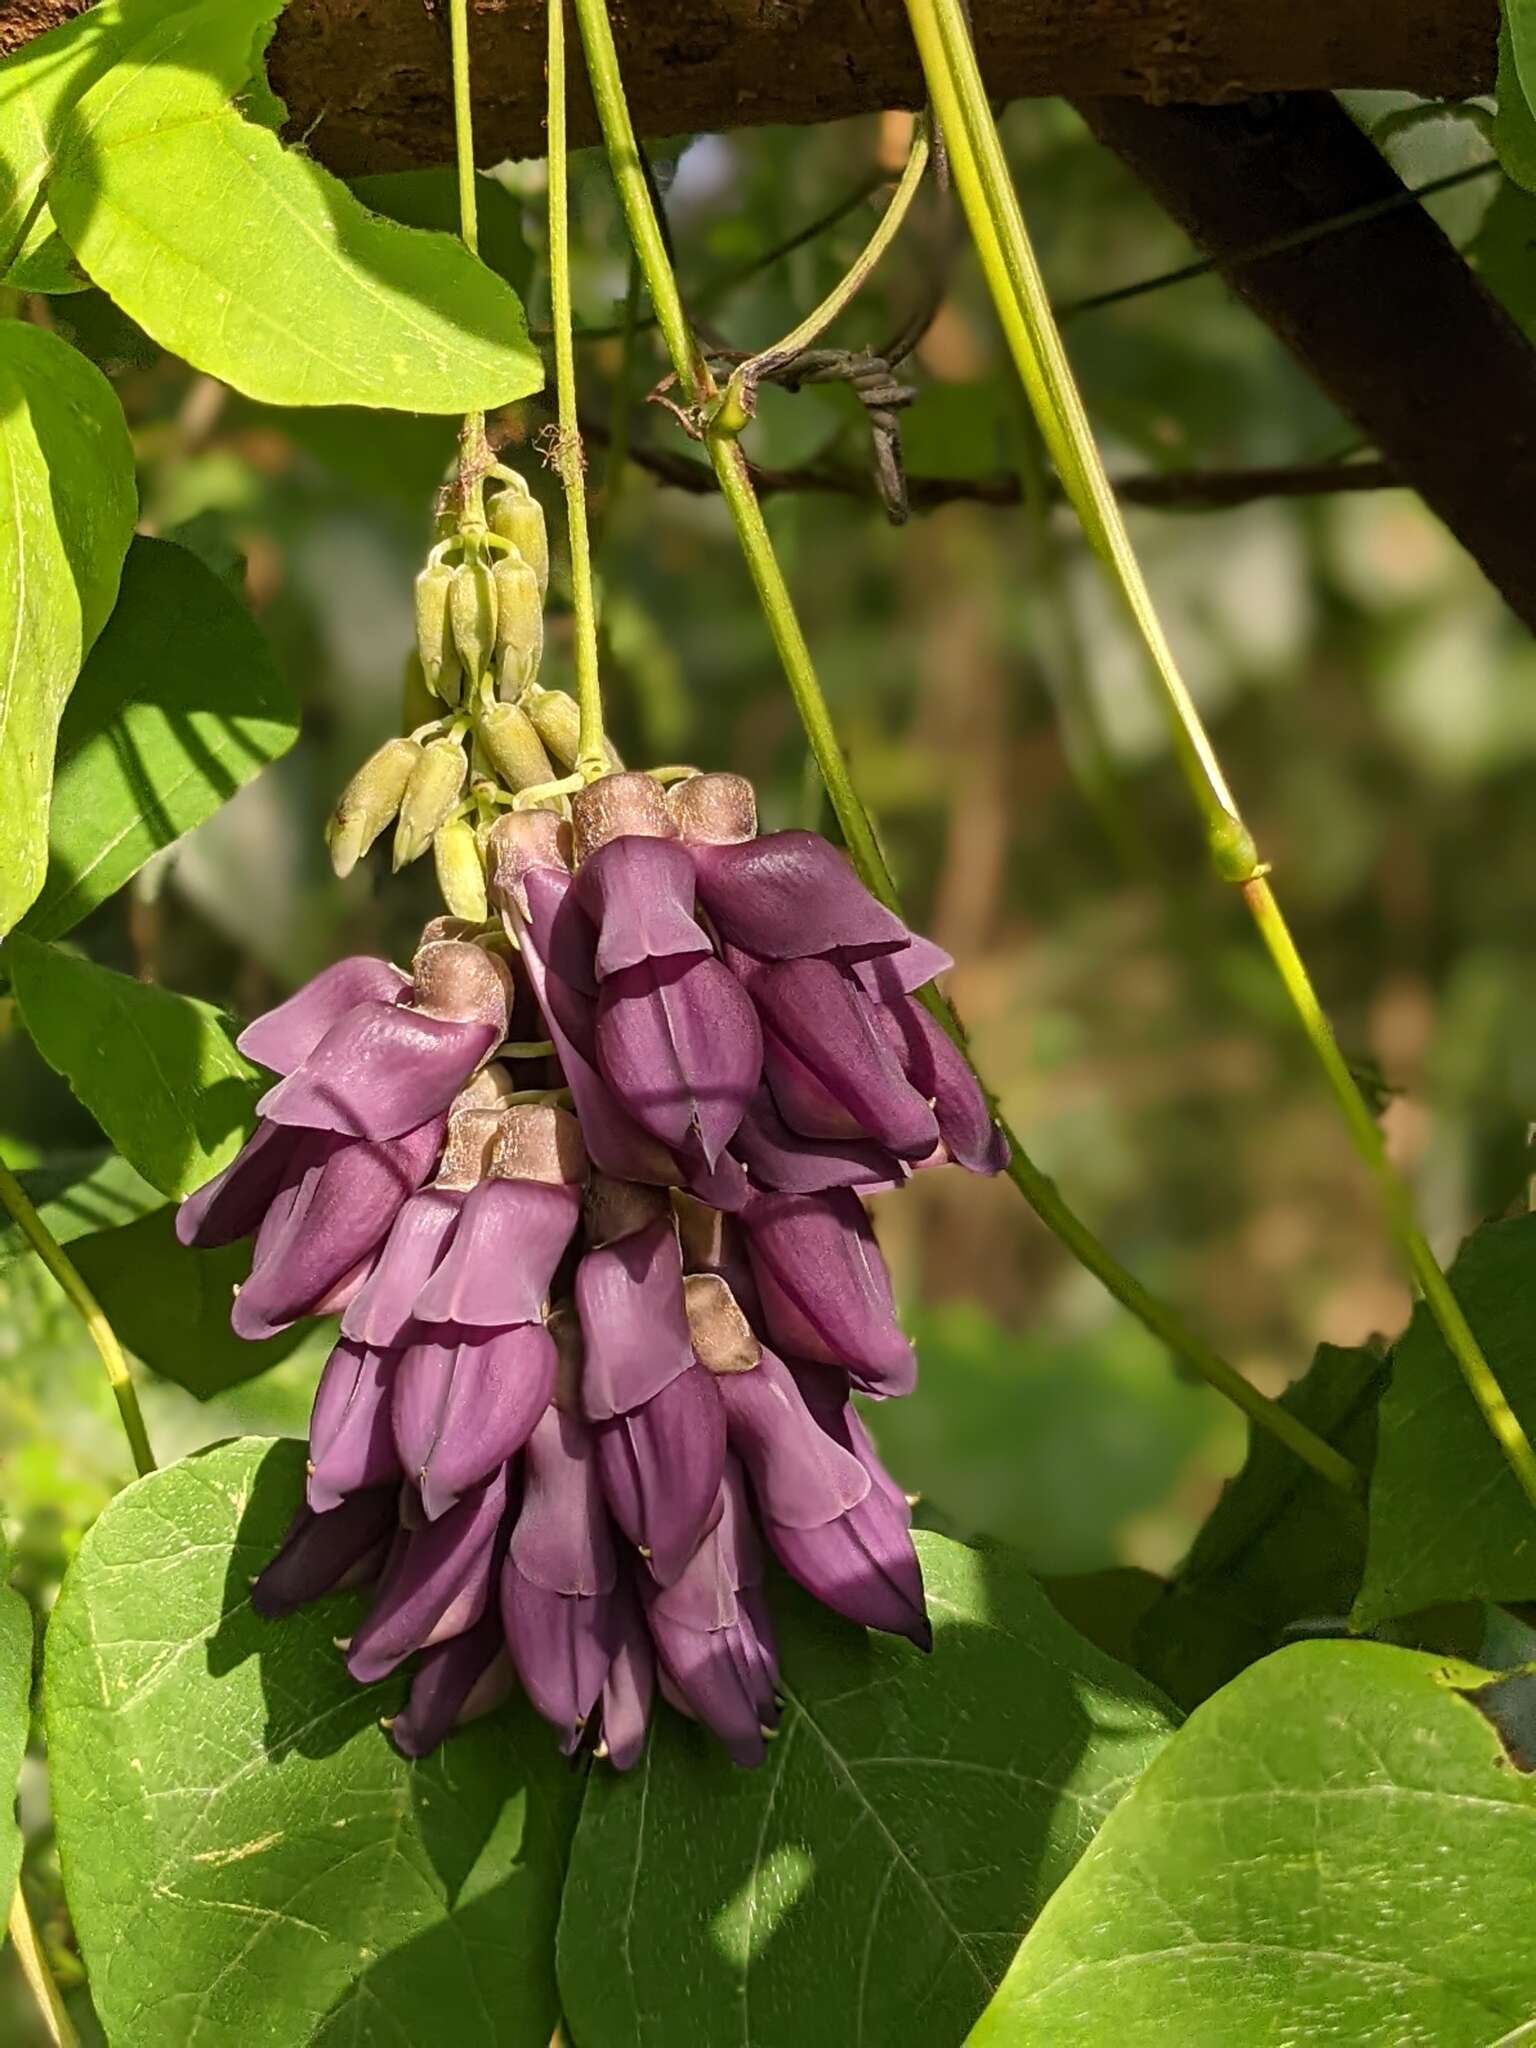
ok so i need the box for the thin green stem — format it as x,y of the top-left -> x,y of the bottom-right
8,1885 -> 80,2048
546,0 -> 606,780
569,0 -> 1362,1501
904,0 -> 1536,1510
0,1156 -> 154,1478
448,0 -> 487,526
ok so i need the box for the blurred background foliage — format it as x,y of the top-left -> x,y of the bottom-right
3,89 -> 1534,2034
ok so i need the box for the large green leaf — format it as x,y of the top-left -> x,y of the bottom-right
6,935 -> 262,1198
47,1436 -> 578,2047
558,1532 -> 1175,2048
1355,1214 -> 1536,1629
0,1147 -> 164,1269
350,170 -> 532,296
71,1207 -> 328,1397
1135,1341 -> 1382,1709
971,1639 -> 1536,2046
22,535 -> 299,942
0,321 -> 136,937
0,1531 -> 31,1914
45,3 -> 543,411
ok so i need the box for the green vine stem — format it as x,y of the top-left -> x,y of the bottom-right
0,1156 -> 154,1479
544,0 -> 607,780
8,1884 -> 80,2048
902,0 -> 1536,1510
568,0 -> 1361,1501
447,0 -> 489,528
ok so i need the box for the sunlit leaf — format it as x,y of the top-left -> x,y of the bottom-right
0,1529 -> 30,1913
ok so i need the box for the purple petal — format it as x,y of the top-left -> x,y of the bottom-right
595,954 -> 760,1167
646,1570 -> 780,1769
307,1339 -> 400,1513
594,1365 -> 725,1585
848,936 -> 953,999
388,1613 -> 514,1759
500,1565 -> 616,1742
408,1324 -> 558,1521
231,1118 -> 445,1342
176,1120 -> 313,1249
509,1403 -> 617,1596
768,1494 -> 930,1646
690,832 -> 913,961
251,1487 -> 397,1619
346,1466 -> 509,1684
599,1579 -> 655,1770
575,836 -> 712,978
742,1190 -> 916,1397
746,956 -> 939,1160
576,1217 -> 693,1420
789,1362 -> 912,1523
731,1084 -> 907,1195
412,1179 -> 580,1329
524,863 -> 599,1005
878,995 -> 1010,1176
646,1459 -> 761,1633
341,1187 -> 464,1348
257,1001 -> 498,1143
718,1349 -> 870,1529
237,956 -> 410,1076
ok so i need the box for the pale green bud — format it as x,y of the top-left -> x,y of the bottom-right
488,474 -> 549,599
523,686 -> 623,773
432,816 -> 489,923
478,700 -> 555,793
326,736 -> 421,879
492,553 -> 544,698
415,560 -> 462,705
450,558 -> 498,686
393,735 -> 468,869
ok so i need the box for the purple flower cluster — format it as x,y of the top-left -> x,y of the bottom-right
179,773 -> 1005,1767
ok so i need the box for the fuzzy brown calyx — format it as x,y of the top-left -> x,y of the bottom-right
684,1272 -> 762,1374
667,771 -> 757,846
489,1102 -> 587,1186
484,808 -> 573,920
411,938 -> 512,1031
584,1172 -> 671,1248
571,770 -> 675,863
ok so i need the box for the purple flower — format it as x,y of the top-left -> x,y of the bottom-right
595,1571 -> 655,1769
236,955 -> 411,1076
386,1613 -> 516,1760
741,1188 -> 917,1397
346,1465 -> 509,1685
307,1338 -> 400,1513
252,1487 -> 399,1618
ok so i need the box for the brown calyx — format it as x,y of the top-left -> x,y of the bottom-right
584,1172 -> 671,1248
484,808 -> 574,918
571,771 -> 676,863
667,772 -> 758,846
489,1102 -> 588,1186
411,938 -> 513,1031
684,1273 -> 762,1375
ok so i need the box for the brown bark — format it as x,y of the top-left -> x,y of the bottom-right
0,1 -> 1499,173
1079,92 -> 1536,636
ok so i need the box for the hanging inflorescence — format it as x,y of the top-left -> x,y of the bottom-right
176,466 -> 1007,1769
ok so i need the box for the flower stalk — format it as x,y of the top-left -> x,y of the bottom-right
567,0 -> 1362,1500
902,0 -> 1536,1509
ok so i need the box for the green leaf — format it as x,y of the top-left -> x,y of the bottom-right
1355,1214 -> 1536,1629
558,1532 -> 1175,2048
351,169 -> 533,296
21,535 -> 299,942
2,201 -> 88,292
970,1639 -> 1536,2046
1135,1342 -> 1382,1708
46,1435 -> 578,2047
0,1147 -> 164,1269
6,935 -> 262,1198
71,1207 -> 326,1397
46,4 -> 544,411
0,1529 -> 31,1915
1497,19 -> 1536,192
0,321 -> 136,937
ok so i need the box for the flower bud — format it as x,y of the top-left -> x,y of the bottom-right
450,558 -> 498,686
478,700 -> 555,793
326,736 -> 421,879
492,553 -> 544,697
488,473 -> 549,599
522,686 -> 623,774
415,559 -> 462,705
393,736 -> 468,869
432,816 -> 489,924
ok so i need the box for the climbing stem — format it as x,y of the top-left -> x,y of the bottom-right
8,1886 -> 80,2048
0,1155 -> 154,1478
546,0 -> 606,780
448,0 -> 488,527
569,0 -> 1362,1499
903,0 -> 1536,1509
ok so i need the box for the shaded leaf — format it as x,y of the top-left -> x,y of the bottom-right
47,3 -> 543,411
0,321 -> 136,937
1136,1341 -> 1382,1708
6,935 -> 262,1198
0,1148 -> 164,1269
1042,1566 -> 1164,1670
2,201 -> 87,292
1355,1214 -> 1536,1629
0,1528 -> 30,1914
1497,20 -> 1536,194
558,1532 -> 1175,2048
71,1207 -> 328,1397
21,535 -> 299,942
46,1435 -> 578,2047
971,1640 -> 1536,2047
350,169 -> 532,295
